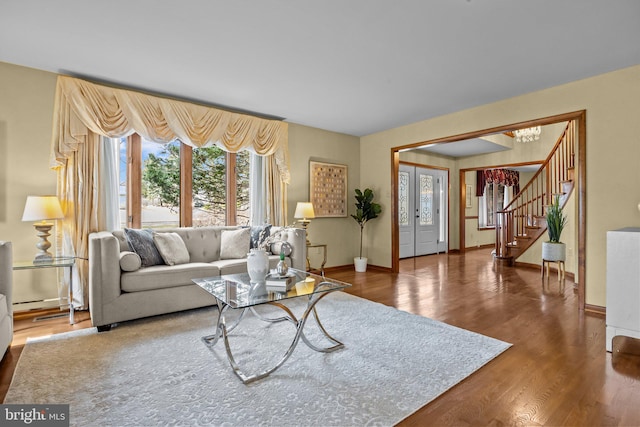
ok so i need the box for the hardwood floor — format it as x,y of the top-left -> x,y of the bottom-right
2,248 -> 640,425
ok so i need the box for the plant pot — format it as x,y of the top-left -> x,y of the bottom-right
354,257 -> 368,272
542,241 -> 566,262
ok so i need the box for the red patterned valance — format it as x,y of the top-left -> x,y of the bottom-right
476,168 -> 520,196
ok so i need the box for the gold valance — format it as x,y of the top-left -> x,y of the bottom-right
50,75 -> 290,182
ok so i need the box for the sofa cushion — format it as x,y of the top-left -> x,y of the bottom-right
119,251 -> 142,272
250,224 -> 272,251
121,263 -> 220,292
153,232 -> 190,266
124,228 -> 165,267
220,228 -> 250,260
168,227 -> 223,263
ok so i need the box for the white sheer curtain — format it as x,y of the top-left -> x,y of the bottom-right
250,153 -> 267,225
99,137 -> 120,231
478,185 -> 488,228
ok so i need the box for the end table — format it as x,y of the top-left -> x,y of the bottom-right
306,243 -> 327,276
13,257 -> 76,324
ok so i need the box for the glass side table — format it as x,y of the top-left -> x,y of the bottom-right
13,257 -> 76,324
306,243 -> 327,276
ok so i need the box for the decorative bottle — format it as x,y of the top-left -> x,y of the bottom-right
276,252 -> 289,276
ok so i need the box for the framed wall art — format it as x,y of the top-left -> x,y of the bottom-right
309,161 -> 348,217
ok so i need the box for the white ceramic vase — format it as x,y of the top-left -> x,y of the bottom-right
247,248 -> 269,282
354,257 -> 368,272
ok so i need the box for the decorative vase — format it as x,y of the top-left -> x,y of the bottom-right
276,253 -> 289,276
542,242 -> 566,262
354,257 -> 368,272
247,248 -> 269,282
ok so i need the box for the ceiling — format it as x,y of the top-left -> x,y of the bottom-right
1,1 -> 639,137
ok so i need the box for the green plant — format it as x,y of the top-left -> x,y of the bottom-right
351,188 -> 382,259
546,194 -> 567,243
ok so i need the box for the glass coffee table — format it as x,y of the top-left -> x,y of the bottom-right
193,268 -> 351,384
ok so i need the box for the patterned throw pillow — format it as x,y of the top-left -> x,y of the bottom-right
250,224 -> 272,251
123,228 -> 165,267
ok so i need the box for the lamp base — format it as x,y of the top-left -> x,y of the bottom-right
298,220 -> 311,245
33,223 -> 54,263
34,253 -> 55,264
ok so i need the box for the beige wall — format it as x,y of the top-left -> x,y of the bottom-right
0,61 -> 59,308
287,123 -> 361,268
361,64 -> 640,307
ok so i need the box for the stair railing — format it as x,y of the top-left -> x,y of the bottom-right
494,120 -> 576,259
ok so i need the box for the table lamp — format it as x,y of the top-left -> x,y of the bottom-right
294,202 -> 315,245
21,195 -> 64,263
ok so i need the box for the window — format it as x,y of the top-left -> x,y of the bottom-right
119,134 -> 250,229
480,182 -> 505,228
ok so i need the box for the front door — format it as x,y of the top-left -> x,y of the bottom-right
399,164 -> 448,258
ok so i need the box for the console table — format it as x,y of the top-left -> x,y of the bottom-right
606,228 -> 640,352
13,257 -> 76,324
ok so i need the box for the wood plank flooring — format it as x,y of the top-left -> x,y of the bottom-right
2,248 -> 640,425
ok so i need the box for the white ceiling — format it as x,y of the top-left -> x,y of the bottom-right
1,1 -> 639,137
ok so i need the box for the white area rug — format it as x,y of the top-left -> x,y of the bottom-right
5,292 -> 510,426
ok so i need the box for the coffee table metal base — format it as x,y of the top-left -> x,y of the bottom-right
202,285 -> 343,384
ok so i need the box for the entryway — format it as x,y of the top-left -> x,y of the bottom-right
398,164 -> 448,258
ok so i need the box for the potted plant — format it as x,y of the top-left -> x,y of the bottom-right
542,194 -> 568,261
351,188 -> 382,272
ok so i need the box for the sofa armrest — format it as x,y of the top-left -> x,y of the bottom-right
280,228 -> 307,271
0,241 -> 12,318
89,232 -> 122,327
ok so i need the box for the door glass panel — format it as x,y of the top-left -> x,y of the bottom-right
399,171 -> 410,226
419,173 -> 433,226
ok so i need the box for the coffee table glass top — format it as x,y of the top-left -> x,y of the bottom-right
193,268 -> 351,309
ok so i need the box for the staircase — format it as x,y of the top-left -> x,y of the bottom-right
494,121 -> 576,263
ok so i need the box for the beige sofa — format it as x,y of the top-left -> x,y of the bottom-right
0,241 -> 13,357
89,226 -> 306,330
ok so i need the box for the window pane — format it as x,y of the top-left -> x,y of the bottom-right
236,151 -> 251,226
141,139 -> 180,228
398,171 -> 409,226
192,146 -> 227,226
486,183 -> 494,226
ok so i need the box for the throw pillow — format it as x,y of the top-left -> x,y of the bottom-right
119,251 -> 142,272
123,228 -> 165,267
220,228 -> 251,260
153,232 -> 190,266
250,224 -> 272,251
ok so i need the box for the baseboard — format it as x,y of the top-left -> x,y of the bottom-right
323,264 -> 393,274
514,261 -> 576,280
585,304 -> 606,316
465,244 -> 494,251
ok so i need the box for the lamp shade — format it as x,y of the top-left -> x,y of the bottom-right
294,202 -> 315,220
21,195 -> 64,222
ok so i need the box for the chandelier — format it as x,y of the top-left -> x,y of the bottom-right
514,126 -> 541,143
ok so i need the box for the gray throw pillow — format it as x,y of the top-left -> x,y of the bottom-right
220,228 -> 251,260
250,224 -> 272,251
153,232 -> 190,266
123,228 -> 165,267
